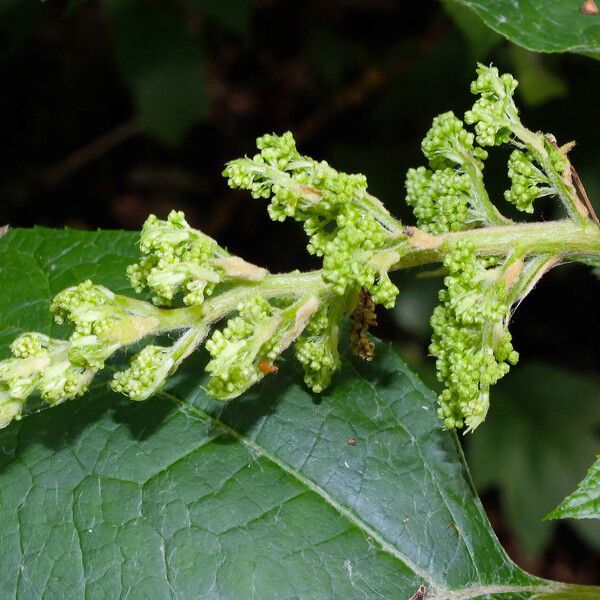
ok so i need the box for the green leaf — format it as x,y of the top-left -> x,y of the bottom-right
441,0 -> 503,62
547,454 -> 600,520
468,363 -> 600,558
103,0 -> 207,145
0,228 -> 598,598
453,0 -> 600,59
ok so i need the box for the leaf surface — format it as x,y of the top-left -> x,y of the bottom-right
0,228 -> 597,599
547,454 -> 600,521
455,0 -> 600,58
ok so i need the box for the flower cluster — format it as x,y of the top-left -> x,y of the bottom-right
405,166 -> 471,234
0,279 -> 173,424
295,300 -> 345,393
505,149 -> 555,213
205,294 -> 321,399
224,132 -> 402,308
505,145 -> 569,213
112,345 -> 176,401
0,333 -> 95,426
127,211 -> 226,306
0,65 -> 592,433
421,111 -> 488,171
430,242 -> 518,432
205,295 -> 283,399
464,64 -> 519,147
405,110 -> 500,232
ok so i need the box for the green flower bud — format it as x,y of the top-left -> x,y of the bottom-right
405,167 -> 470,234
430,242 -> 518,432
421,111 -> 487,171
128,211 -> 224,306
112,345 -> 175,401
464,64 -> 519,147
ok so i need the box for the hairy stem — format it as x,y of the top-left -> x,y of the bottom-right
151,220 -> 600,336
154,271 -> 330,332
395,220 -> 600,270
463,160 -> 511,227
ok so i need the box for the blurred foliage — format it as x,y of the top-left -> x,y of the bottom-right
105,0 -> 208,144
469,364 -> 600,559
1,0 -> 600,581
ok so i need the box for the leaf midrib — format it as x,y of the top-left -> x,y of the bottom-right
157,390 -> 437,586
158,389 -> 563,600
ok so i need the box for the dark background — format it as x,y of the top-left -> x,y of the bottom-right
1,0 -> 599,583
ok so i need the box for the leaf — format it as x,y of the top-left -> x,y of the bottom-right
441,0 -> 503,62
468,363 -> 600,558
103,0 -> 207,145
547,455 -> 600,520
454,0 -> 600,59
0,228 -> 598,598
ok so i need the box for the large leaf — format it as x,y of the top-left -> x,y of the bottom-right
0,228 -> 598,599
453,0 -> 600,59
547,454 -> 600,520
468,364 -> 600,558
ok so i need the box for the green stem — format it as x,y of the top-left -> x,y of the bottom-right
463,160 -> 511,227
393,220 -> 600,270
131,220 -> 600,335
154,271 -> 329,332
360,191 -> 404,234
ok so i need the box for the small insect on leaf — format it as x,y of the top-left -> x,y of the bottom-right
348,436 -> 357,446
259,361 -> 279,375
409,586 -> 426,600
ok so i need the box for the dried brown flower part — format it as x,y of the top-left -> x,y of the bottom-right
350,289 -> 378,361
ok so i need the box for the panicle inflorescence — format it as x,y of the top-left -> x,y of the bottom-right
204,294 -> 322,399
0,276 -> 172,425
421,111 -> 488,171
0,64 -> 586,432
127,210 -> 226,306
205,295 -> 282,399
464,64 -> 519,147
430,242 -> 519,432
505,145 -> 569,213
295,300 -> 344,393
224,132 -> 401,308
405,110 -> 496,232
0,333 -> 96,426
505,149 -> 554,213
112,345 -> 175,401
